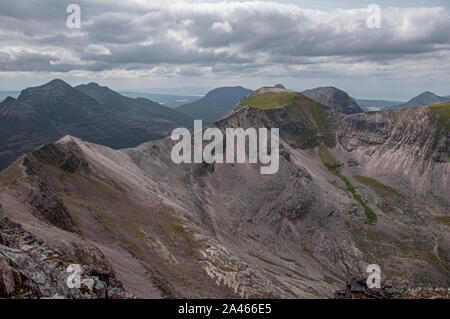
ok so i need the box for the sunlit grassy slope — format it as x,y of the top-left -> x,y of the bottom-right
429,102 -> 450,133
237,91 -> 336,148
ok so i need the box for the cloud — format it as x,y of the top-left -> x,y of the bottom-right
84,44 -> 111,56
0,0 -> 449,82
211,21 -> 233,34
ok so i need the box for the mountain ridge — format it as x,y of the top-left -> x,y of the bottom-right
1,91 -> 448,298
0,79 -> 193,170
392,91 -> 450,109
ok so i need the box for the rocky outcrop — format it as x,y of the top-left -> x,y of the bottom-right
335,276 -> 450,299
335,106 -> 449,198
303,87 -> 363,114
0,207 -> 131,299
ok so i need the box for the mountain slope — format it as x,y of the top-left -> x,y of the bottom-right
0,80 -> 193,170
1,89 -> 448,299
302,87 -> 363,114
0,97 -> 56,171
393,92 -> 450,109
76,82 -> 192,124
176,86 -> 252,124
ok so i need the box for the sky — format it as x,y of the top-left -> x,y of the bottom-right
0,0 -> 449,100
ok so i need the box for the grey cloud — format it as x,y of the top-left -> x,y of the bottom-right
0,0 -> 449,78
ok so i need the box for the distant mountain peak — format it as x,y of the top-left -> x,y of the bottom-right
2,96 -> 18,105
274,84 -> 286,89
250,86 -> 293,97
302,86 -> 363,114
0,96 -> 22,111
402,91 -> 449,107
18,79 -> 75,103
176,86 -> 252,124
43,79 -> 72,89
0,95 -> 38,121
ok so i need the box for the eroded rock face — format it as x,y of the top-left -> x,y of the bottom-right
334,276 -> 389,299
335,107 -> 449,198
334,276 -> 450,299
27,181 -> 77,233
0,98 -> 448,299
0,209 -> 132,299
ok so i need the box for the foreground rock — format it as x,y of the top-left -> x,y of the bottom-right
335,276 -> 450,299
0,206 -> 132,299
0,89 -> 448,298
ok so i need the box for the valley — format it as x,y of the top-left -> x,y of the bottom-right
1,87 -> 448,299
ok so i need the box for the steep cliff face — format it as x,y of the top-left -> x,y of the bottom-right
334,104 -> 449,200
0,92 -> 448,299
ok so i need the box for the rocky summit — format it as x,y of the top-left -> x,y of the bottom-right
0,88 -> 448,299
302,87 -> 363,114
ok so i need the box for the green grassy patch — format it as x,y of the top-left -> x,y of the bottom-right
377,202 -> 394,215
276,255 -> 303,268
237,92 -> 296,110
353,175 -> 400,198
319,148 -> 377,224
0,161 -> 25,184
237,91 -> 336,148
429,102 -> 450,132
160,203 -> 196,255
434,216 -> 450,226
98,211 -> 118,234
123,236 -> 145,260
250,253 -> 278,266
323,275 -> 340,285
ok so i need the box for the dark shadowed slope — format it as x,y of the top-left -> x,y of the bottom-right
302,87 -> 363,114
176,86 -> 252,124
76,82 -> 193,125
0,79 -> 193,170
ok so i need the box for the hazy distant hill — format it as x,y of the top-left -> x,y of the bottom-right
0,91 -> 19,101
356,99 -> 404,111
392,92 -> 450,109
176,86 -> 252,124
120,91 -> 200,108
302,87 -> 363,114
0,79 -> 192,170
